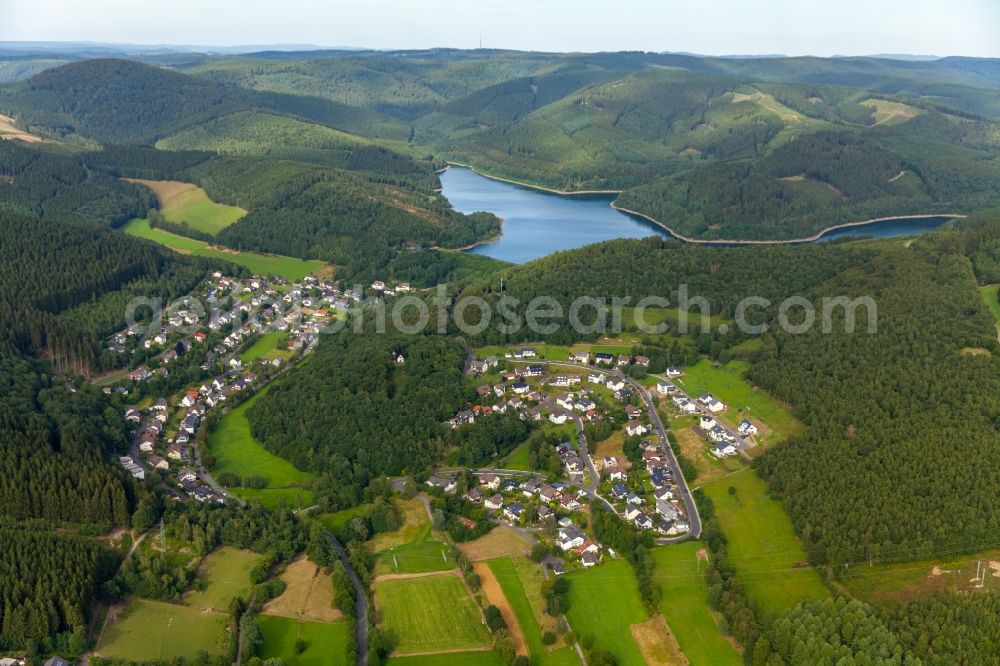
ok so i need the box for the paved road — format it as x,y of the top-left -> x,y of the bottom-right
510,359 -> 701,541
324,530 -> 369,666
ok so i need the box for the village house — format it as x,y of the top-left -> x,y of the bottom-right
712,442 -> 738,458
588,371 -> 606,384
426,475 -> 457,493
606,378 -> 625,392
485,494 -> 504,510
480,473 -> 501,490
595,352 -> 614,365
467,487 -> 483,503
625,422 -> 649,437
549,411 -> 569,425
656,381 -> 675,395
738,419 -> 758,436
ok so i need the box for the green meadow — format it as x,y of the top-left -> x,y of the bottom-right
185,547 -> 261,611
652,543 -> 741,666
676,359 -> 803,446
702,469 -> 830,620
240,331 -> 295,364
488,557 -> 578,666
96,598 -> 227,662
207,387 -> 314,507
258,615 -> 352,666
132,179 -> 246,235
376,574 -> 491,655
124,217 -> 326,280
565,559 -> 648,666
979,285 -> 1000,327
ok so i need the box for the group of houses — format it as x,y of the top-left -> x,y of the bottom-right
607,440 -> 690,536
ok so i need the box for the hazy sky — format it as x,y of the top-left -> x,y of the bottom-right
2,0 -> 999,57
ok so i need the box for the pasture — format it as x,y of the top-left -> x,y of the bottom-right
95,598 -> 227,662
128,179 -> 246,235
124,217 -> 326,280
565,559 -> 649,666
676,359 -> 802,447
488,558 -> 579,665
240,331 -> 295,364
258,615 -> 352,666
702,469 -> 830,619
652,543 -> 742,666
185,547 -> 261,611
375,573 -> 491,655
207,387 -> 312,499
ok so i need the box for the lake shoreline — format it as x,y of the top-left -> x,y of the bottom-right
444,162 -> 966,246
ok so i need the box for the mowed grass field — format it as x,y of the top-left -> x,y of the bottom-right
96,598 -> 228,662
258,615 -> 352,666
702,469 -> 829,619
185,547 -> 262,611
488,558 -> 578,666
376,573 -> 491,655
376,537 -> 455,575
128,179 -> 246,235
652,544 -> 742,666
676,359 -> 803,447
565,559 -> 648,666
207,387 -> 311,497
123,217 -> 326,280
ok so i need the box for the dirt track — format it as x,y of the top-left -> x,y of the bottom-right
473,562 -> 528,656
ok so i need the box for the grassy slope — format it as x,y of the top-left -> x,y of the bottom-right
258,615 -> 352,666
376,574 -> 491,655
131,179 -> 246,235
565,559 -> 648,666
652,544 -> 742,666
123,217 -> 325,280
488,558 -> 578,666
207,387 -> 314,508
702,469 -> 830,620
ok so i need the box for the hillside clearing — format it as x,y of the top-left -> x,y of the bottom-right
702,469 -> 830,619
126,178 -> 246,235
123,217 -> 327,280
262,556 -> 342,622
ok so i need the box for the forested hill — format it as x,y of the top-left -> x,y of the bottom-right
459,230 -> 1000,564
3,53 -> 1000,241
0,58 -> 409,144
